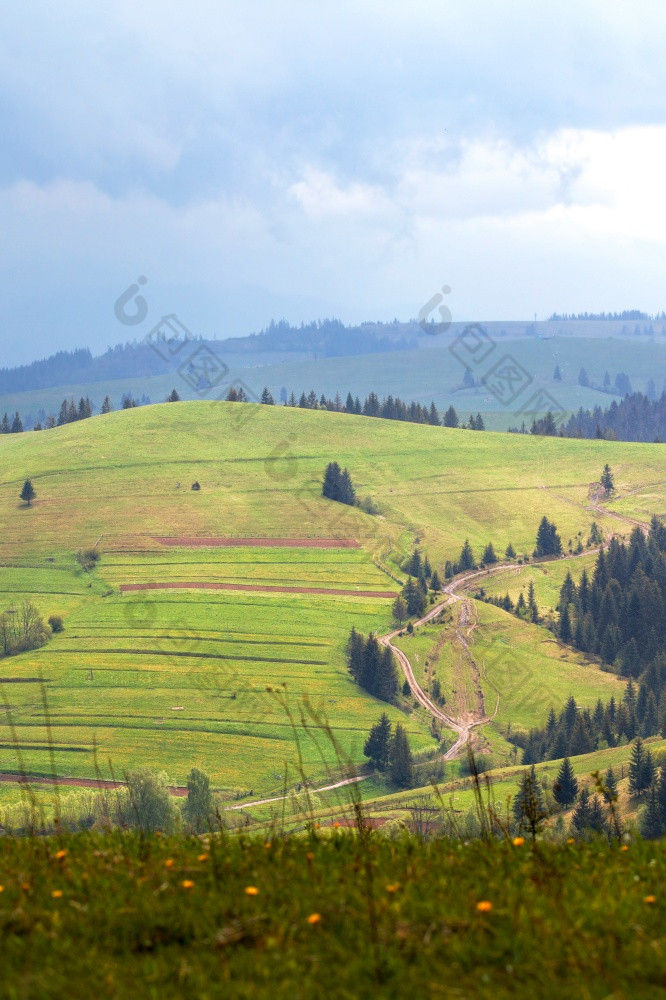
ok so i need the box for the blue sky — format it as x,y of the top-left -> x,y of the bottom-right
2,1 -> 666,365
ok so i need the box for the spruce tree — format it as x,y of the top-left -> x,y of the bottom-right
553,757 -> 579,808
364,713 -> 392,770
600,464 -> 615,493
571,787 -> 591,834
443,405 -> 459,428
628,738 -> 650,795
639,784 -> 663,840
392,595 -> 407,623
430,570 -> 442,593
20,479 -> 36,506
513,765 -> 547,840
482,542 -> 497,564
389,724 -> 413,788
457,539 -> 476,572
505,542 -> 516,559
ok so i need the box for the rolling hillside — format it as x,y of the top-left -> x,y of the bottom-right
0,401 -> 663,805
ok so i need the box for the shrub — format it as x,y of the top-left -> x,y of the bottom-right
48,615 -> 64,633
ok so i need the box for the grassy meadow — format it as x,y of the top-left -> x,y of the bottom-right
0,401 -> 662,805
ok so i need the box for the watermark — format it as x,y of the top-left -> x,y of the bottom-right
418,284 -> 567,428
112,277 -> 262,423
418,285 -> 452,335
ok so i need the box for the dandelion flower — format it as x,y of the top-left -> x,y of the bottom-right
55,849 -> 67,860
245,886 -> 259,896
621,845 -> 629,852
512,837 -> 524,847
0,886 -> 4,893
566,838 -> 575,845
386,883 -> 400,894
333,822 -> 340,829
476,900 -> 493,913
164,859 -> 175,868
644,895 -> 657,904
197,853 -> 208,862
51,889 -> 63,899
181,880 -> 195,890
307,913 -> 321,924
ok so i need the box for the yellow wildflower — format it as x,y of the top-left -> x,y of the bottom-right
476,900 -> 493,913
245,886 -> 259,896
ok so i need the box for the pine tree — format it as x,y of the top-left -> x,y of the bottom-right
457,539 -> 476,572
527,580 -> 539,622
20,479 -> 36,506
364,713 -> 392,770
392,595 -> 407,623
505,542 -> 516,559
571,787 -> 591,833
656,765 -> 666,828
11,412 -> 23,433
628,738 -> 651,795
482,542 -> 497,564
639,784 -> 663,840
559,604 -> 572,644
553,365 -> 562,381
167,388 -> 180,402
513,765 -> 547,839
553,757 -> 578,808
322,461 -> 340,501
346,628 -> 364,684
430,570 -> 442,593
260,387 -> 274,404
443,405 -> 459,428
376,646 -> 399,703
600,464 -> 615,493
604,767 -> 618,802
388,724 -> 413,788
101,395 -> 113,413
1,413 -> 9,433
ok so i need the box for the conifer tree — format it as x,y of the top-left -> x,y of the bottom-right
443,405 -> 459,428
505,542 -> 516,559
600,464 -> 615,493
628,738 -> 651,795
639,784 -> 663,840
553,757 -> 579,808
513,765 -> 547,840
364,713 -> 392,770
20,479 -> 36,506
388,724 -> 413,788
482,542 -> 497,565
430,570 -> 442,593
392,595 -> 407,623
571,787 -> 591,834
457,539 -> 476,572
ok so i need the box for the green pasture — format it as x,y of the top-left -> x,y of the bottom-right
474,553 -> 600,612
0,400 -> 661,567
0,402 -> 661,806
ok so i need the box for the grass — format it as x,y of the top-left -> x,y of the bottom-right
0,829 -> 665,998
0,401 -> 662,805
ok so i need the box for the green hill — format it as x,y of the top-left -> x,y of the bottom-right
0,401 -> 663,803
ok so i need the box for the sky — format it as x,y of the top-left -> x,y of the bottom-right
2,1 -> 666,366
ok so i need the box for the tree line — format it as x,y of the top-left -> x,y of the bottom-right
553,519 -> 666,675
264,388 -> 484,431
520,674 -> 663,767
512,391 -> 666,443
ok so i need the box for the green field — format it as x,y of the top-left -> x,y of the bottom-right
0,401 -> 662,803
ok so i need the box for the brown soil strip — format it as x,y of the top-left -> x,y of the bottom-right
152,536 -> 360,548
120,582 -> 396,598
0,773 -> 188,796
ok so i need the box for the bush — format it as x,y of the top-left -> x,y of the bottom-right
76,548 -> 100,572
48,615 -> 64,633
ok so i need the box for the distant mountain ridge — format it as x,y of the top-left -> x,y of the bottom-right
0,318 -> 418,396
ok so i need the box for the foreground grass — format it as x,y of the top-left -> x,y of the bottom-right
0,830 -> 664,999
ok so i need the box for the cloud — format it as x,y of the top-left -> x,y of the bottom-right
3,2 -> 666,364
